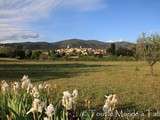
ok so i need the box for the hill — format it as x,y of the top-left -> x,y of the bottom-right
1,39 -> 134,50
51,39 -> 109,49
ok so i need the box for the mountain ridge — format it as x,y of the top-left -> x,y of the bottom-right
1,39 -> 134,50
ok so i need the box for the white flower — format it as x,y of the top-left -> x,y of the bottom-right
66,97 -> 73,110
32,86 -> 38,93
27,98 -> 44,114
43,83 -> 51,93
45,104 -> 54,118
33,91 -> 40,98
21,75 -> 31,89
12,82 -> 19,93
72,89 -> 78,98
27,98 -> 40,114
38,84 -> 44,90
30,86 -> 40,98
62,89 -> 78,110
103,94 -> 118,114
63,91 -> 71,98
62,91 -> 72,110
1,80 -> 9,92
43,117 -> 49,120
72,89 -> 78,105
105,94 -> 113,103
21,75 -> 28,81
27,83 -> 33,93
110,94 -> 118,111
38,101 -> 45,113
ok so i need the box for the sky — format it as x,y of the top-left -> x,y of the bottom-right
0,0 -> 160,43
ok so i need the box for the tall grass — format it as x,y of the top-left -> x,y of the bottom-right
1,61 -> 160,120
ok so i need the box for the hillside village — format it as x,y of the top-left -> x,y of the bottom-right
55,45 -> 106,57
0,39 -> 136,60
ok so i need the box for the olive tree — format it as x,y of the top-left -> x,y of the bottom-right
137,33 -> 160,75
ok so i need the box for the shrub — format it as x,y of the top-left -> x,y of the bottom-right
31,51 -> 42,60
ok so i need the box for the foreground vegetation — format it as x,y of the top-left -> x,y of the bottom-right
0,76 -> 95,120
0,60 -> 160,119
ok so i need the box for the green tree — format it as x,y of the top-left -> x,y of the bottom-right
116,47 -> 135,57
107,43 -> 116,55
0,47 -> 15,57
15,50 -> 25,59
31,51 -> 42,60
25,49 -> 32,59
137,33 -> 160,75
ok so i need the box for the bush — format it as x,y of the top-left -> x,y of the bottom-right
31,51 -> 42,60
116,47 -> 135,57
25,49 -> 32,59
0,47 -> 15,58
15,50 -> 25,59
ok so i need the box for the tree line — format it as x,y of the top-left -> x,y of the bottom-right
0,33 -> 160,75
0,46 -> 42,60
107,33 -> 160,75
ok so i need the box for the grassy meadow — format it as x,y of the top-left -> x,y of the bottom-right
1,60 -> 160,112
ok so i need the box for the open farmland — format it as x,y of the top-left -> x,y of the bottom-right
1,60 -> 160,112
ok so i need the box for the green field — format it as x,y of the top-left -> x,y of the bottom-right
1,60 -> 160,112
